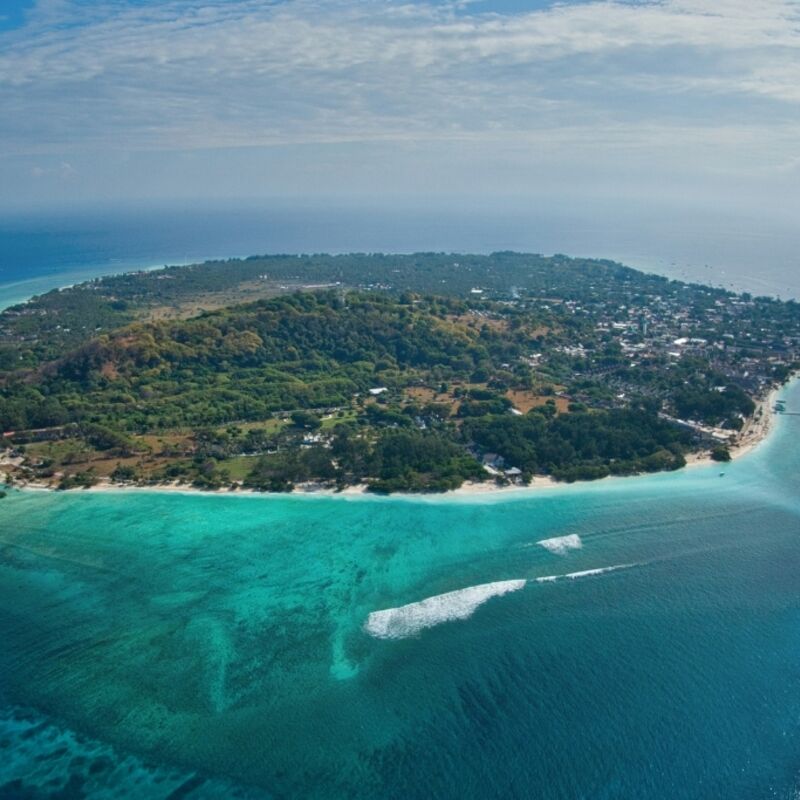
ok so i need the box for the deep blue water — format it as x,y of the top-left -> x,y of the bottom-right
0,382 -> 799,799
1,204 -> 799,311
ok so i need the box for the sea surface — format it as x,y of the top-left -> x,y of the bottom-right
1,204 -> 799,310
1,381 -> 799,799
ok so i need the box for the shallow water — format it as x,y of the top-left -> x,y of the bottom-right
1,382 -> 799,798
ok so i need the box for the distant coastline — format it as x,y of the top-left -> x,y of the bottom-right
2,205 -> 799,303
0,260 -> 200,313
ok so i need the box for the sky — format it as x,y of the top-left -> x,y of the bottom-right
0,0 -> 799,222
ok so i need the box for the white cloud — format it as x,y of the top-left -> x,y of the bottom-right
31,161 -> 77,181
0,0 -> 799,211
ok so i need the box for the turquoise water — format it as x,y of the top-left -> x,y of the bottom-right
0,262 -> 188,313
1,382 -> 799,798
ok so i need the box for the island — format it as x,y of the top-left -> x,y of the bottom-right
1,252 -> 798,494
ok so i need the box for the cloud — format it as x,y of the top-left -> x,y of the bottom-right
0,0 -> 799,212
31,161 -> 77,179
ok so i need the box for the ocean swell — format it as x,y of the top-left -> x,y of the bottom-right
364,580 -> 527,640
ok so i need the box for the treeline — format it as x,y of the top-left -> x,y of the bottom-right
112,404 -> 691,493
672,385 -> 754,428
166,406 -> 690,492
463,407 -> 690,482
243,426 -> 484,493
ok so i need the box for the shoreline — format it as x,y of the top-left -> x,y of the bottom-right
2,379 -> 792,502
0,258 -> 207,313
682,382 -> 783,469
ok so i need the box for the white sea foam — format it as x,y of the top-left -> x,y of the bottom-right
364,579 -> 527,640
537,534 -> 582,555
535,563 -> 636,583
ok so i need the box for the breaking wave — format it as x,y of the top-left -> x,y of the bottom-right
364,580 -> 527,640
537,534 -> 582,555
536,563 -> 636,583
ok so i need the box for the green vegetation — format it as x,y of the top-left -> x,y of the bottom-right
0,292 -> 492,432
1,251 -> 798,493
57,471 -> 99,491
463,407 -> 688,482
673,385 -> 754,428
710,445 -> 732,463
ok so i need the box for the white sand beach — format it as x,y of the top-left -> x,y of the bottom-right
1,380 -> 792,500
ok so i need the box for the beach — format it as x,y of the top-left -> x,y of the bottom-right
2,379 -> 791,500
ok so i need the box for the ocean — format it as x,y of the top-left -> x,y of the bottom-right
1,204 -> 799,310
1,380 -> 799,799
